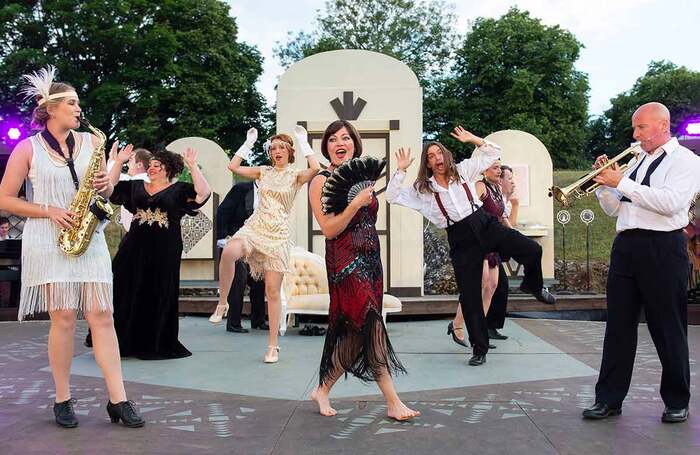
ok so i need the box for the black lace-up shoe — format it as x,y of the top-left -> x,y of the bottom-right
106,400 -> 145,428
53,398 -> 79,428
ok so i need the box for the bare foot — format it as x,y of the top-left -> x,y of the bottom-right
387,401 -> 420,421
310,386 -> 336,417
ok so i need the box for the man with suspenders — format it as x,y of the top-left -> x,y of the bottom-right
386,126 -> 555,366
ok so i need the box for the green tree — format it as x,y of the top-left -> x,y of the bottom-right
594,61 -> 700,154
0,0 -> 267,152
273,0 -> 459,84
426,8 -> 590,169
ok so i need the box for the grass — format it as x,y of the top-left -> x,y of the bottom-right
552,170 -> 616,262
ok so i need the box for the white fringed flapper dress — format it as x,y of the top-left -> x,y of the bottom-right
18,132 -> 113,321
226,165 -> 303,279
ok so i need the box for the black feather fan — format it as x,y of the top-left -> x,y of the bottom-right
321,156 -> 387,215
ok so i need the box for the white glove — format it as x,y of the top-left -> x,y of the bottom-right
293,125 -> 315,157
235,127 -> 258,160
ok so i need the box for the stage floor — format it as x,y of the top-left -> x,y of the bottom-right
1,317 -> 698,454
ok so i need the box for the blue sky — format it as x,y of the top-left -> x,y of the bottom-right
229,0 -> 699,117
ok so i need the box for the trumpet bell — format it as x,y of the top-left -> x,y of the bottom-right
549,186 -> 571,207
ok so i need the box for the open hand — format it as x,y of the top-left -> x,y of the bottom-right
116,144 -> 134,164
183,147 -> 198,169
395,147 -> 415,172
450,126 -> 483,145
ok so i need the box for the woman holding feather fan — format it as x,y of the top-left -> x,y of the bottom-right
308,120 -> 419,421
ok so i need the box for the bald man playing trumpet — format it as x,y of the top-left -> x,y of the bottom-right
582,102 -> 700,423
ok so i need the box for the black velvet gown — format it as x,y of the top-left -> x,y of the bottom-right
110,180 -> 208,360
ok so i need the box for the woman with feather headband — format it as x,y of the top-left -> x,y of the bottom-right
0,66 -> 144,428
212,126 -> 320,363
307,120 -> 420,421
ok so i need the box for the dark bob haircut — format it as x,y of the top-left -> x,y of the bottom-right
320,120 -> 363,160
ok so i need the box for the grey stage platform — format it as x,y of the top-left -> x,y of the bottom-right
0,317 -> 697,454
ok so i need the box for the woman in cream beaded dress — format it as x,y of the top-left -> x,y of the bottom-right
0,66 -> 143,428
210,126 -> 320,362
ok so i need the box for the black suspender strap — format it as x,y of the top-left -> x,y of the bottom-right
434,192 -> 453,226
433,180 -> 479,226
41,129 -> 80,191
620,151 -> 667,203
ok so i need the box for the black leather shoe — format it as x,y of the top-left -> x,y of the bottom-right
53,398 -> 79,428
662,406 -> 689,423
488,328 -> 508,340
468,354 -> 486,366
582,402 -> 622,419
519,284 -> 556,305
252,322 -> 269,330
226,325 -> 249,333
447,321 -> 468,347
106,400 -> 145,428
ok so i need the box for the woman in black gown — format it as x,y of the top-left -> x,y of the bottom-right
108,148 -> 210,359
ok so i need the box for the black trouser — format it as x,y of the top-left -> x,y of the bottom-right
447,209 -> 543,355
486,263 -> 508,329
595,229 -> 690,409
226,260 -> 266,329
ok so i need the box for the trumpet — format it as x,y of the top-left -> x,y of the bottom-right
549,142 -> 643,207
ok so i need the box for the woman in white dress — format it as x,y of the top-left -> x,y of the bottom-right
0,67 -> 143,428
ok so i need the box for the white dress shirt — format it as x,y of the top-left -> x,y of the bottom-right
595,137 -> 700,232
386,141 -> 501,228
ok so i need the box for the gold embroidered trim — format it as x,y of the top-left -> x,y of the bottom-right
133,208 -> 169,228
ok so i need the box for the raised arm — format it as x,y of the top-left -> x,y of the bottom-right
107,143 -> 134,186
229,127 -> 262,180
293,125 -> 321,185
183,147 -> 212,204
309,174 -> 371,239
385,147 -> 426,212
450,126 -> 501,182
0,139 -> 76,229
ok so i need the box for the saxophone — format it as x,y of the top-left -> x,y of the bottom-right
58,119 -> 114,256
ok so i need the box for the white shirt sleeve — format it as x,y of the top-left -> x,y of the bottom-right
455,140 -> 501,183
616,156 -> 699,216
595,186 -> 622,217
386,170 -> 426,213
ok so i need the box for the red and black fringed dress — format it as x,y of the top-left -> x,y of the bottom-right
318,172 -> 406,386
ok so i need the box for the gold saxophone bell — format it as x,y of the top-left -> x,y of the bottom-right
549,142 -> 643,207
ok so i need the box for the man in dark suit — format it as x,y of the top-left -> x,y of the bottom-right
216,181 -> 267,333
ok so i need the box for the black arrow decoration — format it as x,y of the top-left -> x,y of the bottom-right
330,91 -> 367,121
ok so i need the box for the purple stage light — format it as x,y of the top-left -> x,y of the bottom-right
7,127 -> 21,140
680,117 -> 700,137
0,118 -> 27,144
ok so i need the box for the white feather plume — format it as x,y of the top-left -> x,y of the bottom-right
20,65 -> 57,103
